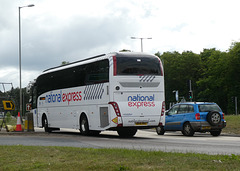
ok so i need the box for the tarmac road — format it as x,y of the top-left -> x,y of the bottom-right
0,128 -> 239,155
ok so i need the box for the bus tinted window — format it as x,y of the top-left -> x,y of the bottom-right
116,56 -> 162,75
36,59 -> 109,96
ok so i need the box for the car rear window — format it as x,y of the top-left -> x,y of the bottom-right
198,104 -> 221,112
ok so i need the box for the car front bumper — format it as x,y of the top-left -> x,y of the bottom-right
190,120 -> 226,132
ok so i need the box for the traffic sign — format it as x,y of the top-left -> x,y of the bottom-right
2,100 -> 15,110
26,103 -> 32,111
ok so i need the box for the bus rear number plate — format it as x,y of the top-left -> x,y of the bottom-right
135,122 -> 148,126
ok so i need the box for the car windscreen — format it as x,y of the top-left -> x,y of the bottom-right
116,56 -> 162,76
198,104 -> 221,112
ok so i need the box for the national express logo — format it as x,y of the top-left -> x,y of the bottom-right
45,90 -> 82,105
128,94 -> 155,108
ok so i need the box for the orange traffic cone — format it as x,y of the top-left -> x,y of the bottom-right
16,112 -> 22,132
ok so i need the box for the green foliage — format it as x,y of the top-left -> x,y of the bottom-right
2,43 -> 240,115
1,87 -> 30,117
157,42 -> 240,114
156,51 -> 202,105
5,112 -> 11,123
119,49 -> 131,52
61,61 -> 69,66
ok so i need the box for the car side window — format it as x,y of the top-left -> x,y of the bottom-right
188,105 -> 194,113
178,105 -> 188,114
168,105 -> 179,115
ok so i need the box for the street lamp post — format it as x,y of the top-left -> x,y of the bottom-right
18,4 -> 34,119
131,37 -> 152,52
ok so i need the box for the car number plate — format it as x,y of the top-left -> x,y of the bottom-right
202,126 -> 211,130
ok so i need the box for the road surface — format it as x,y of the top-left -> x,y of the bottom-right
0,128 -> 239,155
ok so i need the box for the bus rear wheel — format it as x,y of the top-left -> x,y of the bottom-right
117,128 -> 137,138
80,115 -> 90,136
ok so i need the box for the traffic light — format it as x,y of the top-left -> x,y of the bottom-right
231,96 -> 235,103
189,91 -> 193,99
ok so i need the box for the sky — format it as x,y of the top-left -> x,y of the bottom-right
1,0 -> 240,91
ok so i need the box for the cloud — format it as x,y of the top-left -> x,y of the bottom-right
1,0 -> 240,88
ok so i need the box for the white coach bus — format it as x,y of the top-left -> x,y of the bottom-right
30,52 -> 165,137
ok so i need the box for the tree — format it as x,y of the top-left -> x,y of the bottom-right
119,49 -> 131,52
225,42 -> 240,113
61,61 -> 69,66
156,51 -> 202,107
197,49 -> 229,112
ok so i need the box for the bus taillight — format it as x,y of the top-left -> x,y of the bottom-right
113,56 -> 117,76
109,102 -> 121,117
161,101 -> 165,116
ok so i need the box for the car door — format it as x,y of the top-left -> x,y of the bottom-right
173,104 -> 189,130
165,104 -> 180,130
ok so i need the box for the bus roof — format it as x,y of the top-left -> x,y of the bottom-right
43,54 -> 106,73
42,52 -> 158,74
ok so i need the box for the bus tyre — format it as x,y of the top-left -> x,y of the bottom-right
156,126 -> 165,135
90,131 -> 101,136
80,115 -> 90,136
43,116 -> 52,133
117,128 -> 137,138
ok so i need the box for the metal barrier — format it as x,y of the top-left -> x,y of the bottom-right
24,112 -> 34,132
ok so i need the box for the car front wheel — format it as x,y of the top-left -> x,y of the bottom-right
182,123 -> 194,136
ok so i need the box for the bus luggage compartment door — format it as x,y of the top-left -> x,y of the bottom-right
100,107 -> 109,128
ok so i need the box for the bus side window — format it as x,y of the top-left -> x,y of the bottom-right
85,59 -> 109,85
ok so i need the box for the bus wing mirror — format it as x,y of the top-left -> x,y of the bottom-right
29,96 -> 32,103
165,110 -> 169,115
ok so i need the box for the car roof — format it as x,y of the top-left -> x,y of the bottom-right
175,102 -> 217,105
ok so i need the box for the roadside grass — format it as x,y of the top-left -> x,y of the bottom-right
0,145 -> 240,171
223,115 -> 240,135
0,115 -> 240,170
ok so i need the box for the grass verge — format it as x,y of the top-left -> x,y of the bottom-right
0,146 -> 240,171
223,115 -> 240,135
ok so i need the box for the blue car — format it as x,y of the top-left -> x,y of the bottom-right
156,102 -> 226,136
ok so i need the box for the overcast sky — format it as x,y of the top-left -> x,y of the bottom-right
1,0 -> 240,91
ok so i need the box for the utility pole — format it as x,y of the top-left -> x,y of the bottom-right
188,80 -> 193,102
235,96 -> 238,115
231,96 -> 238,115
131,37 -> 152,52
18,4 -> 35,119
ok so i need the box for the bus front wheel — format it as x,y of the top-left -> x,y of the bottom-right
80,114 -> 90,136
43,116 -> 52,133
